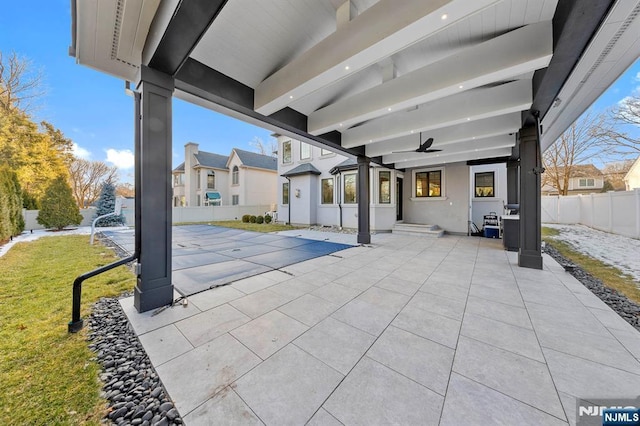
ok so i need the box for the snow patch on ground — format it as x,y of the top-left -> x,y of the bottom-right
544,223 -> 640,284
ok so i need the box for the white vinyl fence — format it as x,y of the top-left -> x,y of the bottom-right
23,208 -> 97,231
542,189 -> 640,239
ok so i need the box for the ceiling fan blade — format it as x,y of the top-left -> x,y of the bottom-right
416,137 -> 434,152
424,148 -> 442,153
390,135 -> 440,154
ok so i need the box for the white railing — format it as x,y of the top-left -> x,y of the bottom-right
542,189 -> 640,239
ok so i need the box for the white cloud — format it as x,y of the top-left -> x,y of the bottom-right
72,142 -> 92,159
635,72 -> 640,82
106,149 -> 135,169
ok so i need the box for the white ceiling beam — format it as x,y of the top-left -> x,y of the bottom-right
383,134 -> 515,164
254,0 -> 500,115
309,21 -> 552,135
365,113 -> 521,157
342,79 -> 532,148
393,147 -> 513,169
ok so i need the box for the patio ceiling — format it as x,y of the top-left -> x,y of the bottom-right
72,0 -> 640,169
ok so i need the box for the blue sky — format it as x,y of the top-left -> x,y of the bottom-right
1,1 -> 639,182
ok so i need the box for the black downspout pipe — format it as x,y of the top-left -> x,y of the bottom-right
68,89 -> 142,333
285,177 -> 291,225
337,172 -> 343,229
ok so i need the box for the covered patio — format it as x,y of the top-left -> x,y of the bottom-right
118,232 -> 640,425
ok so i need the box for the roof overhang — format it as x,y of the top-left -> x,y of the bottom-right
71,0 -> 640,169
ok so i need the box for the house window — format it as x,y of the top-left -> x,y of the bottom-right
579,178 -> 595,187
180,196 -> 186,206
282,182 -> 289,205
196,170 -> 201,189
232,195 -> 239,205
282,141 -> 292,164
197,195 -> 201,206
173,174 -> 183,186
379,171 -> 391,204
300,142 -> 311,160
344,173 -> 357,204
232,166 -> 239,185
415,170 -> 442,197
475,172 -> 495,197
207,171 -> 215,189
321,178 -> 334,204
174,197 -> 179,207
321,148 -> 332,156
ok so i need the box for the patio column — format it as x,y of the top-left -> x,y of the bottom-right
518,123 -> 543,269
134,66 -> 175,312
507,159 -> 519,204
357,156 -> 371,244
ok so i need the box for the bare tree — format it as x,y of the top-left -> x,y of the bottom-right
601,159 -> 635,191
68,158 -> 118,208
593,93 -> 640,157
115,183 -> 135,198
249,136 -> 277,157
0,51 -> 44,113
542,112 -> 608,195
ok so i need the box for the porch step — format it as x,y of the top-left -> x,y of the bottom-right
392,223 -> 444,238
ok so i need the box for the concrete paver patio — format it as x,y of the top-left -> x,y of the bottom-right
119,233 -> 640,425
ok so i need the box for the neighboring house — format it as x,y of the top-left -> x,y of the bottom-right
542,164 -> 604,195
624,156 -> 640,190
275,135 -> 508,233
172,143 -> 277,207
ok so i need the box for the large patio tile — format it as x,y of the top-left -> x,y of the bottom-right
137,324 -> 193,367
440,373 -> 568,426
543,347 -> 640,399
465,296 -> 533,329
367,326 -> 454,395
311,282 -> 361,305
229,288 -> 293,319
183,388 -> 263,426
372,275 -> 421,296
234,345 -> 343,426
518,285 -> 583,309
175,304 -> 251,347
230,310 -> 308,360
534,323 -> 640,375
296,269 -> 338,286
334,268 -> 387,290
574,291 -> 612,310
608,327 -> 640,362
357,286 -> 411,313
188,285 -> 245,311
407,291 -> 466,321
294,316 -> 375,375
278,294 -> 339,326
588,307 -> 637,332
323,357 -> 443,426
155,333 -> 261,416
392,304 -> 461,349
460,313 -> 545,362
469,284 -> 524,307
258,270 -> 293,283
307,408 -> 342,426
231,274 -> 278,294
386,268 -> 432,284
419,280 -> 470,301
453,336 -> 565,419
268,279 -> 319,299
526,303 -> 610,336
119,295 -> 201,335
331,299 -> 397,336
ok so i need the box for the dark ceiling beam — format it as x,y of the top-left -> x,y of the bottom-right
149,0 -> 228,75
466,156 -> 511,166
175,58 -> 366,158
525,0 -> 615,126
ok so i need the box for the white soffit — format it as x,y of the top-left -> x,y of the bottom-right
342,79 -> 532,148
308,21 -> 552,135
394,147 -> 514,169
365,113 -> 521,157
253,0 -> 500,115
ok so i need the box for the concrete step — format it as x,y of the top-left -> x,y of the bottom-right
392,223 -> 444,238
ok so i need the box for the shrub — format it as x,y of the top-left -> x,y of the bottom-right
249,215 -> 257,223
37,177 -> 82,230
264,214 -> 272,224
256,215 -> 264,224
0,166 -> 25,240
242,214 -> 251,223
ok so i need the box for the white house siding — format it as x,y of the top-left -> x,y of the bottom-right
403,163 -> 470,234
470,164 -> 508,228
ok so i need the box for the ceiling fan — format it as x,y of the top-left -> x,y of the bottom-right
391,132 -> 442,154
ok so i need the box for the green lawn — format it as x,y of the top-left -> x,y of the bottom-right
175,220 -> 302,233
0,235 -> 135,425
542,226 -> 640,305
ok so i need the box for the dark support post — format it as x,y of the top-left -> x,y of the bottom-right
507,160 -> 519,204
518,124 -> 543,269
357,156 -> 371,244
134,66 -> 175,312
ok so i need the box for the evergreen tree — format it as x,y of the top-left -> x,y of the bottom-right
0,166 -> 24,240
37,176 -> 82,230
94,181 -> 125,227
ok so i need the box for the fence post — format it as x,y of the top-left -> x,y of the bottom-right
636,189 -> 640,239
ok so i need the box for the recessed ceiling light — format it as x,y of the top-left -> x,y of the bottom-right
339,123 -> 343,127
289,95 -> 294,99
472,137 -> 476,140
369,139 -> 372,143
466,117 -> 471,121
345,65 -> 350,70
458,85 -> 463,89
387,107 -> 392,111
441,13 -> 448,20
410,130 -> 414,134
